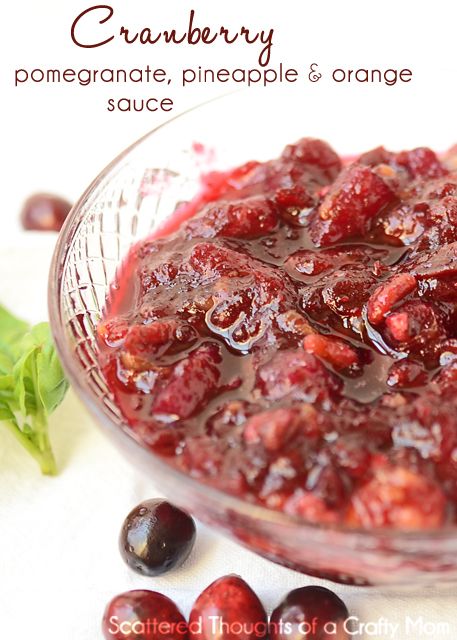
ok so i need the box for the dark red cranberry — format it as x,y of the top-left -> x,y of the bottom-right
269,586 -> 349,640
189,575 -> 268,640
20,192 -> 72,231
120,499 -> 196,576
102,590 -> 188,640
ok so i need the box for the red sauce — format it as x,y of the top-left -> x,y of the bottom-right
99,138 -> 457,530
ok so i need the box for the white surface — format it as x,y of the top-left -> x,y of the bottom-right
2,0 -> 457,638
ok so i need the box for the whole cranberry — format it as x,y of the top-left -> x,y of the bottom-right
120,499 -> 196,576
20,192 -> 72,231
102,590 -> 188,640
189,575 -> 267,640
269,586 -> 349,640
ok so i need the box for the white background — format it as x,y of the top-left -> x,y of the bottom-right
1,1 -> 457,638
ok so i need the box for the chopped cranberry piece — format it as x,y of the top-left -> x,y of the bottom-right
385,311 -> 410,342
395,147 -> 447,179
256,350 -> 342,403
286,250 -> 336,279
310,164 -> 395,246
286,246 -> 387,282
276,310 -> 314,336
367,273 -> 417,325
320,266 -> 377,318
124,320 -> 196,357
298,265 -> 377,324
303,334 -> 359,370
284,491 -> 339,524
376,202 -> 428,246
358,146 -> 393,167
346,463 -> 446,529
375,176 -> 457,249
412,242 -> 457,279
385,301 -> 444,350
306,462 -> 348,509
274,185 -> 314,213
332,436 -> 372,479
186,197 -> 278,239
387,360 -> 428,388
280,138 -> 342,182
243,407 -> 307,452
97,317 -> 129,347
152,344 -> 222,419
189,242 -> 251,279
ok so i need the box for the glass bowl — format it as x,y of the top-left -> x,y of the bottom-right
48,91 -> 457,589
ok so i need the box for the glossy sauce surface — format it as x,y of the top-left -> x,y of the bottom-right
99,139 -> 457,530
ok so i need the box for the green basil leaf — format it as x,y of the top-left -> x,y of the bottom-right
0,304 -> 68,475
0,305 -> 29,344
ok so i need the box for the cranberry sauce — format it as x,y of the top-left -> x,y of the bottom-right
98,138 -> 457,530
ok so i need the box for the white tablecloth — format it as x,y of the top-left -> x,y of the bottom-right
0,234 -> 456,640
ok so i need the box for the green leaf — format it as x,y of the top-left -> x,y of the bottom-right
36,348 -> 69,414
0,374 -> 13,390
13,345 -> 37,415
0,304 -> 69,475
0,400 -> 14,422
0,305 -> 29,344
0,350 -> 14,375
